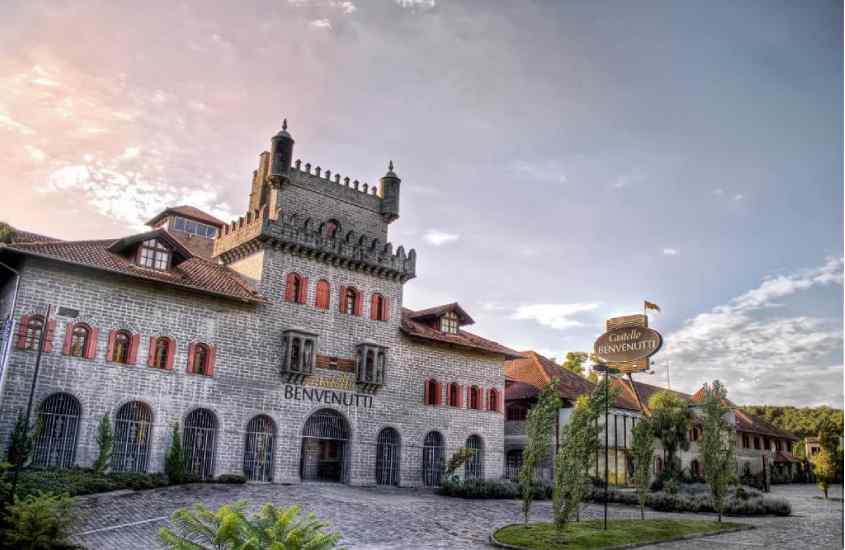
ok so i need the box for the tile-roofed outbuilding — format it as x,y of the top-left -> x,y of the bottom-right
505,351 -> 597,403
146,205 -> 225,228
0,231 -> 265,304
735,409 -> 799,441
505,379 -> 540,401
400,307 -> 519,358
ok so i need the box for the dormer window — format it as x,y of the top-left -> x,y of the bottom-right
173,216 -> 217,238
440,312 -> 459,334
137,239 -> 170,271
356,342 -> 387,386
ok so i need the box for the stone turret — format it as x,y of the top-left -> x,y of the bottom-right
379,161 -> 401,223
270,119 -> 295,181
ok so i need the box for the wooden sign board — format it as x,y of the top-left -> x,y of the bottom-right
598,314 -> 654,373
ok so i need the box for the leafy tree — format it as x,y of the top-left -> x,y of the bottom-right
818,416 -> 840,454
165,424 -> 186,484
648,391 -> 692,479
159,501 -> 343,550
6,412 -> 33,468
3,491 -> 78,550
519,379 -> 561,524
93,415 -> 113,474
741,405 -> 843,441
0,222 -> 15,244
587,371 -> 599,384
560,352 -> 601,379
699,381 -> 736,523
444,448 -> 475,479
814,448 -> 836,499
630,418 -> 655,520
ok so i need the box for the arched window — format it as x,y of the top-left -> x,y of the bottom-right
464,435 -> 483,480
183,408 -> 218,480
468,386 -> 481,410
137,239 -> 170,271
376,427 -> 401,486
63,322 -> 95,359
244,415 -> 276,482
424,379 -> 440,405
16,315 -> 44,351
422,431 -> 445,487
448,382 -> 462,407
325,219 -> 340,239
370,293 -> 389,321
340,286 -> 361,315
113,401 -> 153,473
32,393 -> 81,469
655,456 -> 664,474
440,311 -> 459,334
109,330 -> 134,364
189,343 -> 214,376
505,449 -> 523,481
315,280 -> 331,310
290,337 -> 302,372
690,459 -> 702,478
506,404 -> 528,421
285,273 -> 308,304
365,350 -> 375,380
487,388 -> 499,412
149,337 -> 173,369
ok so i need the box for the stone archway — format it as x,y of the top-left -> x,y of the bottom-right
300,409 -> 350,482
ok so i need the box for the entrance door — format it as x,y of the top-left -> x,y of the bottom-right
300,409 -> 349,482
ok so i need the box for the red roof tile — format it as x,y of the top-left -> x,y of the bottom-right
735,409 -> 799,441
146,205 -> 225,228
1,233 -> 264,304
400,307 -> 519,358
405,302 -> 474,325
505,351 -> 596,403
505,380 -> 540,401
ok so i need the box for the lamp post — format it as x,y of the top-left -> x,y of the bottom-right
592,362 -> 620,531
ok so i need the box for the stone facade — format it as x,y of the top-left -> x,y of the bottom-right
0,124 -> 512,487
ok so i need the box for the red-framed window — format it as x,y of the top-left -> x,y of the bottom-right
370,293 -> 390,321
147,336 -> 175,370
468,386 -> 482,410
315,280 -> 331,310
107,330 -> 139,364
339,286 -> 362,316
62,322 -> 97,359
487,388 -> 500,412
187,342 -> 216,376
424,379 -> 442,405
284,273 -> 308,304
15,314 -> 56,352
448,382 -> 463,407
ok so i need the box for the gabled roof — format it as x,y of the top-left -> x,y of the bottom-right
689,386 -> 737,407
735,409 -> 799,441
400,307 -> 519,358
146,205 -> 225,228
107,229 -> 193,263
8,229 -> 61,244
405,302 -> 474,326
505,351 -> 596,403
505,379 -> 540,401
1,235 -> 265,304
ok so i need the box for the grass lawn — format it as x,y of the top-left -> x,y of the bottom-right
494,519 -> 745,549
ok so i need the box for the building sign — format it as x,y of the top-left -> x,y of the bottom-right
593,325 -> 662,365
283,384 -> 373,408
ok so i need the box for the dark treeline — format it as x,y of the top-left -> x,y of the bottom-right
742,405 -> 843,441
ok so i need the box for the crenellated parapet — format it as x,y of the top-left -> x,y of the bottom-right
213,206 -> 416,282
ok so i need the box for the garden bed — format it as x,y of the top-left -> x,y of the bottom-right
492,519 -> 749,550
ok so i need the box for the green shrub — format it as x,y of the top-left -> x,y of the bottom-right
6,412 -> 34,468
92,415 -> 113,474
108,472 -> 170,491
3,491 -> 79,549
437,478 -> 552,500
215,474 -> 246,484
164,424 -> 186,485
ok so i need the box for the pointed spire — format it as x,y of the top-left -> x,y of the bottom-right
389,160 -> 394,171
282,118 -> 288,131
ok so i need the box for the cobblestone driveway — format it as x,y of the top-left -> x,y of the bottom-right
72,483 -> 843,549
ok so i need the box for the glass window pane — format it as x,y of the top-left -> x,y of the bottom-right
174,217 -> 185,231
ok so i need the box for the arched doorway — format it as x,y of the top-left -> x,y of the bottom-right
300,409 -> 349,482
422,431 -> 445,487
464,435 -> 483,480
112,401 -> 153,473
244,415 -> 276,482
183,408 -> 217,480
505,449 -> 523,481
32,393 -> 81,469
375,427 -> 401,486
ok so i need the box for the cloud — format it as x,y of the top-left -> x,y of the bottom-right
24,145 -> 46,162
511,302 -> 601,330
734,194 -> 744,201
309,18 -> 333,29
663,248 -> 679,256
713,188 -> 724,196
509,159 -> 567,184
396,0 -> 436,9
663,257 -> 844,406
423,229 -> 459,246
611,170 -> 646,189
330,1 -> 356,13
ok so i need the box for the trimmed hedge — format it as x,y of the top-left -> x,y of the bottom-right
437,478 -> 552,500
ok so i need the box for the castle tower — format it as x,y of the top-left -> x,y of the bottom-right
379,161 -> 401,223
270,119 -> 295,180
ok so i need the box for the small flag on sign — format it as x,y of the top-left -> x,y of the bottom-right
644,300 -> 661,313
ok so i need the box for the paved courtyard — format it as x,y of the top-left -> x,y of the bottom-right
71,482 -> 843,549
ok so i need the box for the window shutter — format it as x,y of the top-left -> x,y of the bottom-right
298,277 -> 309,304
424,380 -> 430,405
147,337 -> 156,367
382,296 -> 390,321
285,273 -> 296,302
62,322 -> 73,355
43,319 -> 56,353
165,337 -> 176,370
457,385 -> 464,408
339,286 -> 348,313
187,343 -> 196,373
106,330 -> 116,361
354,291 -> 363,316
128,334 -> 140,364
435,382 -> 442,405
316,281 -> 330,309
207,346 -> 216,376
14,315 -> 29,350
479,389 -> 485,411
85,326 -> 98,359
370,294 -> 379,320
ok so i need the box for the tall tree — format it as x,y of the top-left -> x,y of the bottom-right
814,448 -> 836,499
519,379 -> 561,525
561,352 -> 588,376
630,418 -> 655,520
648,391 -> 692,479
699,381 -> 736,523
93,415 -> 114,474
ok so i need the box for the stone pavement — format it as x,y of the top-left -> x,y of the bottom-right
71,483 -> 843,549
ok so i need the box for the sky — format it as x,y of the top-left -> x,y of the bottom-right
0,0 -> 842,407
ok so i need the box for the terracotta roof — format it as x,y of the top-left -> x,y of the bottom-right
505,351 -> 596,403
689,386 -> 737,407
7,229 -> 61,244
1,233 -> 265,304
774,450 -> 802,464
405,302 -> 474,325
400,307 -> 519,358
146,205 -> 225,228
505,380 -> 540,401
735,409 -> 799,441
